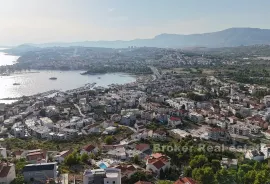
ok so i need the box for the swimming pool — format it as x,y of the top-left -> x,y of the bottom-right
99,163 -> 107,169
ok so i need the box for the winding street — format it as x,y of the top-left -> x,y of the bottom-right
74,104 -> 85,118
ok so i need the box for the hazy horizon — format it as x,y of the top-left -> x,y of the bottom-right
1,0 -> 270,45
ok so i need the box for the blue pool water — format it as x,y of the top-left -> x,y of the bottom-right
99,163 -> 107,169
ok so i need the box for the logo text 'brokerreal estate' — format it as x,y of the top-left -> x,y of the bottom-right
153,144 -> 260,153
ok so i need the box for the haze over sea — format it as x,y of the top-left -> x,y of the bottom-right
0,50 -> 135,101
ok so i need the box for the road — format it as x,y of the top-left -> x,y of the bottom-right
118,124 -> 137,133
74,104 -> 85,118
149,66 -> 161,79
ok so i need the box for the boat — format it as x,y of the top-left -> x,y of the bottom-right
1,73 -> 10,76
49,77 -> 57,80
13,83 -> 20,86
98,77 -> 101,79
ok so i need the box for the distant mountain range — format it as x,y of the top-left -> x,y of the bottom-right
16,27 -> 270,49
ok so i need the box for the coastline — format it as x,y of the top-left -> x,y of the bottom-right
0,71 -> 137,102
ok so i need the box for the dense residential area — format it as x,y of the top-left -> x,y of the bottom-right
1,45 -> 270,184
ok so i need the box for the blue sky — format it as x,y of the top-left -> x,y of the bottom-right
0,0 -> 269,45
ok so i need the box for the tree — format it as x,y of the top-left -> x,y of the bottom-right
215,168 -> 236,184
192,167 -> 217,184
237,169 -> 245,184
254,170 -> 270,184
81,153 -> 89,163
39,109 -> 46,117
10,174 -> 25,184
211,159 -> 221,172
243,170 -> 256,184
64,151 -> 80,166
160,168 -> 165,180
14,158 -> 27,174
157,180 -> 174,184
199,77 -> 207,86
181,104 -> 186,110
253,161 -> 262,170
189,155 -> 208,169
105,136 -> 113,145
89,153 -> 96,159
128,171 -> 153,184
239,164 -> 253,173
133,154 -> 140,164
235,112 -> 244,119
184,167 -> 192,177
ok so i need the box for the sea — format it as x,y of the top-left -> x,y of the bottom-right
0,50 -> 136,103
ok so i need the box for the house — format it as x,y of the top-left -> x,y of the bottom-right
135,144 -> 151,153
208,128 -> 231,142
146,153 -> 170,176
113,164 -> 136,179
245,150 -> 264,161
29,126 -> 51,139
83,168 -> 121,184
152,130 -> 167,141
168,117 -> 182,128
102,121 -> 115,129
82,124 -> 101,135
45,106 -> 59,117
174,177 -> 197,184
227,116 -> 238,124
0,162 -> 16,184
105,126 -> 117,134
189,112 -> 204,123
126,149 -> 144,160
13,150 -> 24,160
0,148 -> 7,159
246,116 -> 268,129
131,130 -> 150,141
54,150 -> 73,163
169,129 -> 191,140
263,95 -> 270,106
110,114 -> 121,122
0,116 -> 4,123
0,103 -> 5,112
23,162 -> 58,183
120,115 -> 131,126
81,144 -> 99,155
261,144 -> 270,159
141,111 -> 155,121
134,121 -> 145,132
26,150 -> 48,164
40,117 -> 54,129
220,158 -> 238,169
229,122 -> 261,136
107,147 -> 126,160
11,122 -> 26,138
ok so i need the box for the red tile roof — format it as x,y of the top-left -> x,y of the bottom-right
58,150 -> 73,158
170,117 -> 181,121
13,150 -> 23,156
174,177 -> 197,184
151,153 -> 163,159
136,144 -> 150,151
83,144 -> 96,152
209,128 -> 226,133
0,164 -> 12,178
147,153 -> 170,170
114,164 -> 136,176
26,151 -> 46,161
152,160 -> 165,170
135,181 -> 152,184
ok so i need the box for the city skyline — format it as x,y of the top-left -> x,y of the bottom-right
0,0 -> 270,45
